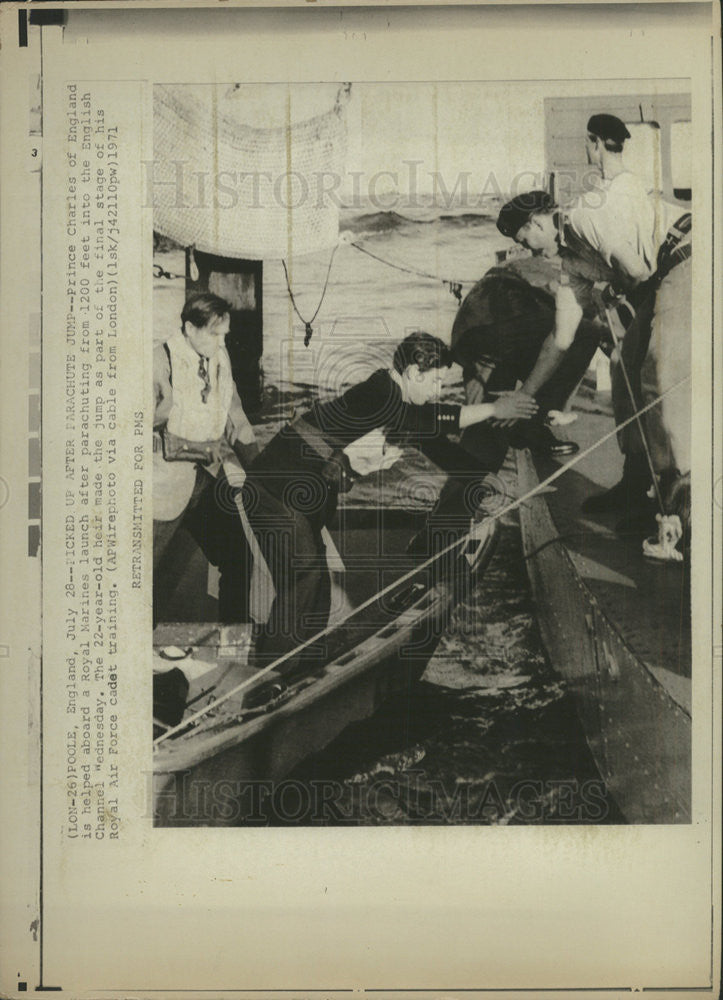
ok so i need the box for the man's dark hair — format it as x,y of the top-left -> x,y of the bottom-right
393,331 -> 452,374
181,292 -> 231,329
588,131 -> 624,155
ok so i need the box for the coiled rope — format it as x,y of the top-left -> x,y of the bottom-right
153,372 -> 690,749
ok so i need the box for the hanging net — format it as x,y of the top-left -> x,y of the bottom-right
153,84 -> 350,260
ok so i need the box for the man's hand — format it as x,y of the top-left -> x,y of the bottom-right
344,428 -> 403,477
489,389 -> 538,427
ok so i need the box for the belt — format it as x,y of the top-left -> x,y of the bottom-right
290,418 -> 355,494
291,417 -> 347,462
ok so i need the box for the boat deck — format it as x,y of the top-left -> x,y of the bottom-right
530,387 -> 691,709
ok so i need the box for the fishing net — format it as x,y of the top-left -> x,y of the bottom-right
153,84 -> 350,260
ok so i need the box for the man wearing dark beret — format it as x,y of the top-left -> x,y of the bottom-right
494,190 -> 616,406
577,113 -> 691,528
496,129 -> 690,534
586,113 -> 631,149
570,113 -> 667,285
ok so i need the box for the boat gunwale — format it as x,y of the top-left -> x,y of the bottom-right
153,583 -> 448,773
516,446 -> 691,719
153,518 -> 499,775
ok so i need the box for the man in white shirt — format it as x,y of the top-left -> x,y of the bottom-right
498,124 -> 691,535
569,113 -> 670,285
571,114 -> 690,528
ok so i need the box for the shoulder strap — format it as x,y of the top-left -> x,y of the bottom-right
163,341 -> 172,386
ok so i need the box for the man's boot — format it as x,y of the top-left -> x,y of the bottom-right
509,423 -> 579,457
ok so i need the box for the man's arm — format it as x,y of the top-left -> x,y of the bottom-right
459,393 -> 538,428
608,243 -> 651,288
520,283 -> 583,397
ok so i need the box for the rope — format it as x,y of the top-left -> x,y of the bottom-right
153,372 -> 690,750
347,240 -> 474,304
604,303 -> 665,513
282,245 -> 338,346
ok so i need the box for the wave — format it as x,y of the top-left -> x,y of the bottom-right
340,210 -> 411,236
340,207 -> 498,239
437,211 -> 499,228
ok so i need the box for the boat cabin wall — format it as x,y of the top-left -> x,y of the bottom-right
544,93 -> 692,208
186,248 -> 264,416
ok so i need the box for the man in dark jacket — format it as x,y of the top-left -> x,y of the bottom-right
405,250 -> 600,565
450,253 -> 602,470
243,331 -> 537,668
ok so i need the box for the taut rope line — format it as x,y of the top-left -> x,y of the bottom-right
347,240 -> 473,303
604,303 -> 665,513
154,373 -> 690,748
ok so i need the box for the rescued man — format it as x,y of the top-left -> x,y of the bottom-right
153,291 -> 259,622
242,330 -> 538,669
450,250 -> 603,461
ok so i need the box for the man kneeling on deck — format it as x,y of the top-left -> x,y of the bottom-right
451,247 -> 602,460
242,331 -> 538,670
497,181 -> 691,542
412,218 -> 601,557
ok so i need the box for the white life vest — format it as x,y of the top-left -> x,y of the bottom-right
153,331 -> 234,522
164,329 -> 234,442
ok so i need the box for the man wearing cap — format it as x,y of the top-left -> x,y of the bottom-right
496,119 -> 691,533
574,114 -> 690,529
450,241 -> 601,461
569,114 -> 669,287
414,216 -> 603,562
494,189 -> 614,405
571,115 -> 690,528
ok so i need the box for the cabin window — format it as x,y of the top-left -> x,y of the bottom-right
670,120 -> 692,201
623,122 -> 663,196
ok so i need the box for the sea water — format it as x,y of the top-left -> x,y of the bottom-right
154,203 -> 622,824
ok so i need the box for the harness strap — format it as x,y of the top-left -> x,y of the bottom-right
163,341 -> 173,386
657,241 -> 691,282
656,213 -> 692,282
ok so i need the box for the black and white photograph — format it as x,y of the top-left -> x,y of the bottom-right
151,80 -> 692,827
0,2 -> 719,995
